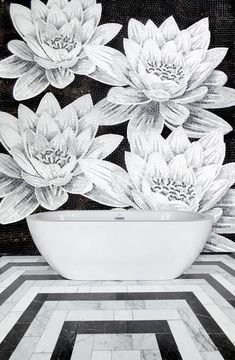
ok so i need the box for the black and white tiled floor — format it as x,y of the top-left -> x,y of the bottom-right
0,254 -> 235,360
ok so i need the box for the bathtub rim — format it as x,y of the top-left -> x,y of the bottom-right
27,210 -> 213,224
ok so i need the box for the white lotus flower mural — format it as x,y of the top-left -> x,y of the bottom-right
0,93 -> 123,223
0,0 -> 122,100
80,127 -> 235,251
85,16 -> 235,138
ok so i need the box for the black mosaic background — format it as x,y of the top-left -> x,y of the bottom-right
0,0 -> 234,254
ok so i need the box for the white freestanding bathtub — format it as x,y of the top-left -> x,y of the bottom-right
27,210 -> 212,280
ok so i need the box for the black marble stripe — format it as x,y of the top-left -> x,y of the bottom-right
0,262 -> 48,275
0,292 -> 234,360
0,275 -> 61,306
51,320 -> 181,360
181,274 -> 235,306
194,261 -> 235,277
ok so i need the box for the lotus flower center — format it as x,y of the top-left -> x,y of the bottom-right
146,60 -> 184,84
36,148 -> 71,168
46,35 -> 78,52
151,178 -> 196,205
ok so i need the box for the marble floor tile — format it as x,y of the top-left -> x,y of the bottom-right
9,336 -> 39,360
70,334 -> 93,360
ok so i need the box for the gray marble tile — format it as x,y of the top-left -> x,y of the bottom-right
25,302 -> 58,337
9,337 -> 39,360
71,334 -> 93,360
126,300 -> 146,310
56,301 -> 100,310
93,334 -> 133,351
178,308 -> 217,352
132,334 -> 159,350
144,300 -> 189,310
140,350 -> 162,360
100,301 -> 126,310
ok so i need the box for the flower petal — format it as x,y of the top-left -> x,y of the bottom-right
47,4 -> 67,27
83,3 -> 101,27
13,64 -> 49,101
181,106 -> 232,138
36,113 -> 60,140
81,18 -> 97,43
167,126 -> 191,155
159,16 -> 180,41
35,186 -> 68,210
203,70 -> 228,87
147,152 -> 169,179
93,98 -> 139,126
0,175 -> 23,198
31,0 -> 48,21
187,18 -> 209,36
196,86 -> 235,109
160,101 -> 190,127
21,172 -> 49,187
125,152 -> 146,190
123,38 -> 142,71
169,154 -> 188,180
174,86 -> 208,104
46,68 -> 75,89
71,93 -> 94,118
143,20 -> 165,47
142,38 -> 162,63
71,58 -> 96,75
128,18 -> 145,44
10,4 -> 34,37
216,189 -> 235,217
0,183 -> 38,224
203,47 -> 228,69
18,104 -> 38,132
8,40 -> 34,61
0,109 -> 21,149
187,62 -> 214,91
175,30 -> 191,54
10,148 -> 37,176
0,55 -> 34,79
195,164 -> 218,194
80,159 -> 133,205
107,87 -> 149,105
84,185 -> 128,207
86,134 -> 123,159
84,44 -> 126,81
204,233 -> 235,252
200,179 -> 231,212
217,163 -> 235,184
144,89 -> 170,102
63,174 -> 93,194
88,67 -> 128,86
184,142 -> 203,169
37,93 -> 61,117
63,0 -> 83,21
75,128 -> 93,157
91,23 -> 122,45
0,154 -> 21,178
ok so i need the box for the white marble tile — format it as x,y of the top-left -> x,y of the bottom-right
221,259 -> 235,270
30,354 -> 52,360
194,291 -> 215,305
92,351 -> 112,360
0,311 -> 23,342
163,285 -> 204,292
56,300 -> 100,310
77,285 -> 91,293
127,286 -> 164,293
211,273 -> 235,295
126,300 -> 146,310
34,311 -> 67,353
200,351 -> 224,360
71,334 -> 93,360
0,270 -> 25,288
112,350 -> 141,360
168,320 -> 202,360
204,303 -> 235,343
114,310 -> 133,320
102,281 -> 138,286
12,286 -> 41,312
223,308 -> 235,324
132,334 -> 159,350
93,334 -> 133,350
40,286 -> 78,293
9,337 -> 39,360
100,301 -> 126,310
90,286 -> 128,293
140,349 -> 162,360
0,302 -> 16,322
25,301 -> 58,337
66,310 -> 114,321
144,300 -> 189,310
199,284 -> 233,309
5,281 -> 36,303
132,309 -> 181,320
178,308 -> 217,352
0,267 -> 19,282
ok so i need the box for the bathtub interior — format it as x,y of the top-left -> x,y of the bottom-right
28,210 -> 210,223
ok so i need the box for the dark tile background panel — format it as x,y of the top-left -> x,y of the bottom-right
0,0 -> 234,254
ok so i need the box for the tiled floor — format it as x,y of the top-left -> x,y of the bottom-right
0,254 -> 235,360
